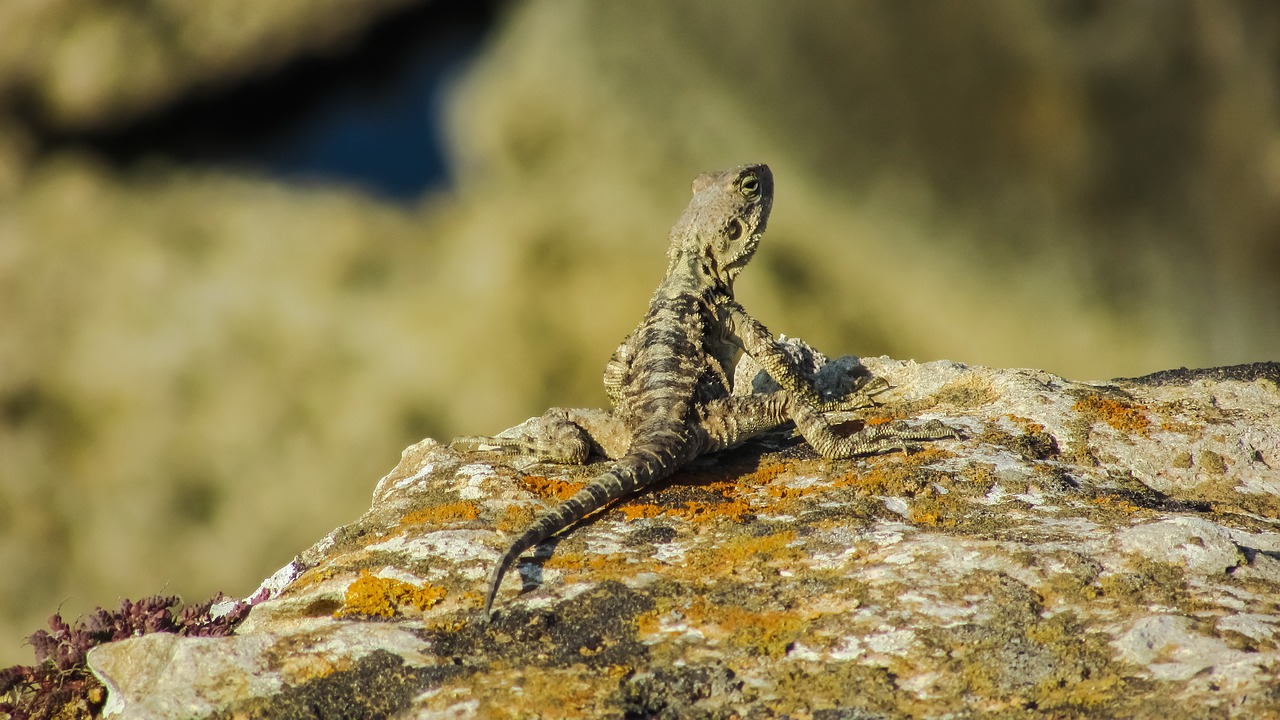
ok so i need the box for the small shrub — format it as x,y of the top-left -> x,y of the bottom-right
0,594 -> 250,720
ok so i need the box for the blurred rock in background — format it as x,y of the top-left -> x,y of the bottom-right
1,0 -> 1278,665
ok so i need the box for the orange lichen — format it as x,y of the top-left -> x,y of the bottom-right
749,462 -> 792,484
619,503 -> 665,520
520,475 -> 585,501
334,570 -> 446,619
674,498 -> 754,522
399,502 -> 480,527
1072,395 -> 1150,435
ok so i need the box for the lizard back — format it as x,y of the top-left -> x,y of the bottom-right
482,164 -> 774,617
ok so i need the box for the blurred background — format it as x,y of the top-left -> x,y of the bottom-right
1,0 -> 1278,665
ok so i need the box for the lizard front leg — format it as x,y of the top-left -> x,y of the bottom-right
722,301 -> 883,411
719,302 -> 956,457
450,407 -> 631,464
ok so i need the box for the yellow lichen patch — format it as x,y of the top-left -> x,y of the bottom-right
1033,675 -> 1125,710
399,501 -> 481,527
685,530 -> 800,576
276,653 -> 352,685
678,597 -> 810,657
617,497 -> 755,523
520,475 -> 585,501
283,566 -> 339,595
1002,414 -> 1046,434
1072,395 -> 1150,435
334,570 -> 446,619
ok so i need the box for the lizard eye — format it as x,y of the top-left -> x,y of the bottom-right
726,219 -> 743,240
738,174 -> 760,199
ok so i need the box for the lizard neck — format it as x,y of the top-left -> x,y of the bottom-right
657,251 -> 732,304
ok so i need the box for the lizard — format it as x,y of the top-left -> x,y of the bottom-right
451,163 -> 955,619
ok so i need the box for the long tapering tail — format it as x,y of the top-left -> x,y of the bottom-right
483,438 -> 682,619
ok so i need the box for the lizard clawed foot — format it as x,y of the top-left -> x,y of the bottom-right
816,376 -> 891,413
808,417 -> 960,458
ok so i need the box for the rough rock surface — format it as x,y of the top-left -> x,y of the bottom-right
8,0 -> 1280,667
86,356 -> 1280,719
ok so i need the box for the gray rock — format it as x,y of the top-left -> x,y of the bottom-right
87,359 -> 1280,718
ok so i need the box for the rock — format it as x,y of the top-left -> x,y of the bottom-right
1118,517 -> 1242,575
84,357 -> 1280,718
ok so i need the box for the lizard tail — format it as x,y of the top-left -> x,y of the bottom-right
483,439 -> 681,619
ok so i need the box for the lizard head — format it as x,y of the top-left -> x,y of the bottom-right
667,163 -> 774,288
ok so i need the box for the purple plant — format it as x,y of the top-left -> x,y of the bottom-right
0,594 -> 250,720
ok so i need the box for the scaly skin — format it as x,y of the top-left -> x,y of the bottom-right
451,164 -> 954,619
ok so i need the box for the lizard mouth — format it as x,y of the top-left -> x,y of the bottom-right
719,232 -> 763,280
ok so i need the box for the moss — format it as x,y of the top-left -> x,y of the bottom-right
494,503 -> 539,533
220,649 -> 463,720
617,663 -> 749,719
831,449 -> 951,498
906,496 -> 958,528
1197,450 -> 1228,474
334,570 -> 446,619
982,420 -> 1059,460
283,566 -> 339,596
1096,558 -> 1204,614
420,580 -> 656,672
927,374 -> 1000,411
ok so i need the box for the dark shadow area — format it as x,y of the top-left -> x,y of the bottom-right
30,1 -> 500,200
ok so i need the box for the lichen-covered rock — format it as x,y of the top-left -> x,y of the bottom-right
87,357 -> 1280,718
